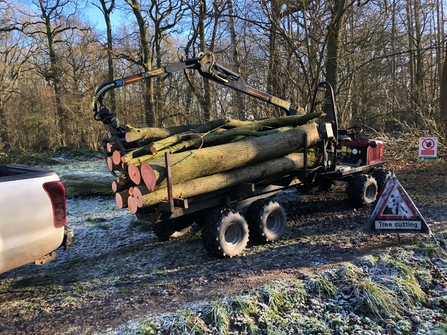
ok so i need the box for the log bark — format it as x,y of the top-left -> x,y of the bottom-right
125,123 -> 205,142
60,173 -> 113,197
121,126 -> 294,164
139,122 -> 320,192
131,152 -> 315,211
230,112 -> 322,131
126,118 -> 231,158
122,112 -> 322,160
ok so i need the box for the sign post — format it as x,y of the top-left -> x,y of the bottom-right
353,170 -> 431,251
418,137 -> 438,161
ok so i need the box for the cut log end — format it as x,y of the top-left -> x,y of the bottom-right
128,164 -> 142,185
125,132 -> 138,143
128,196 -> 139,214
115,191 -> 129,209
112,150 -> 122,165
133,185 -> 151,208
111,180 -> 118,193
106,157 -> 114,172
106,142 -> 114,152
140,162 -> 157,191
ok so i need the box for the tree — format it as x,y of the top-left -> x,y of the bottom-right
0,3 -> 35,149
95,0 -> 117,111
123,0 -> 155,126
27,0 -> 79,146
145,0 -> 186,124
227,0 -> 244,119
440,41 -> 447,134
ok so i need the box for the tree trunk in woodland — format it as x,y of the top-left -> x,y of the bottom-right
228,0 -> 244,119
38,0 -> 70,146
126,0 -> 156,126
99,0 -> 116,111
440,43 -> 447,134
267,0 -> 283,116
325,0 -> 347,94
199,0 -> 212,121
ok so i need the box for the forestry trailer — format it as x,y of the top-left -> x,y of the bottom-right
92,52 -> 388,257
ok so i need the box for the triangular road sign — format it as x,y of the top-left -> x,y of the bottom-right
363,176 -> 431,234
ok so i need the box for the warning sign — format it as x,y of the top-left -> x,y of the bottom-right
363,177 -> 430,234
418,137 -> 438,161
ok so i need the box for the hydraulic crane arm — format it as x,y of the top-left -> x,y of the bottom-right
92,52 -> 303,127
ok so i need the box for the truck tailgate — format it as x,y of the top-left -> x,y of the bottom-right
0,170 -> 65,273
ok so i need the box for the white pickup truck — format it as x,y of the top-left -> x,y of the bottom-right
0,165 -> 73,274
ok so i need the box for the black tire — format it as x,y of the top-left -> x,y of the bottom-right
372,168 -> 392,192
346,174 -> 378,207
245,199 -> 287,243
152,220 -> 176,240
153,214 -> 196,240
201,208 -> 249,257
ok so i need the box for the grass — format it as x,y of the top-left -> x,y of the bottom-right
351,277 -> 401,316
305,273 -> 337,297
123,241 -> 447,334
129,219 -> 153,232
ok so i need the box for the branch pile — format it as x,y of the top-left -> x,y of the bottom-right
104,112 -> 323,215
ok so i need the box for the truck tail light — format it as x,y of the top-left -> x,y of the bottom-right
43,181 -> 67,228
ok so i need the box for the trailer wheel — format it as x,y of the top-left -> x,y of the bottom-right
372,168 -> 392,192
346,174 -> 378,207
246,199 -> 287,243
201,208 -> 249,257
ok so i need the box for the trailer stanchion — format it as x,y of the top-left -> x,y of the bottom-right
165,152 -> 175,213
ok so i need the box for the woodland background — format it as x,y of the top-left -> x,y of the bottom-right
0,0 -> 446,153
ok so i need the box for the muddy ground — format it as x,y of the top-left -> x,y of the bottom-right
0,160 -> 446,334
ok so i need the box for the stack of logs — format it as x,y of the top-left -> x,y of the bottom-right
105,112 -> 323,215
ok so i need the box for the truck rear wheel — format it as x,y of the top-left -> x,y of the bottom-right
201,208 -> 249,257
246,199 -> 287,243
346,174 -> 378,207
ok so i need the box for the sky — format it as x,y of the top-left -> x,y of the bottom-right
81,3 -> 121,32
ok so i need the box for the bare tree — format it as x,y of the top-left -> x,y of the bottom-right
26,0 -> 79,146
146,0 -> 186,123
441,41 -> 447,134
95,0 -> 117,111
0,4 -> 36,149
227,0 -> 244,119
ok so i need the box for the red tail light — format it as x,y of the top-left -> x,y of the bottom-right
43,181 -> 67,228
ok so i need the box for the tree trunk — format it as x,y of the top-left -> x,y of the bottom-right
227,0 -> 244,119
126,0 -> 156,126
325,0 -> 347,93
99,0 -> 116,111
440,41 -> 447,134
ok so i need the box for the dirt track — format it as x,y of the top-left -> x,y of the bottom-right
0,160 -> 446,334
